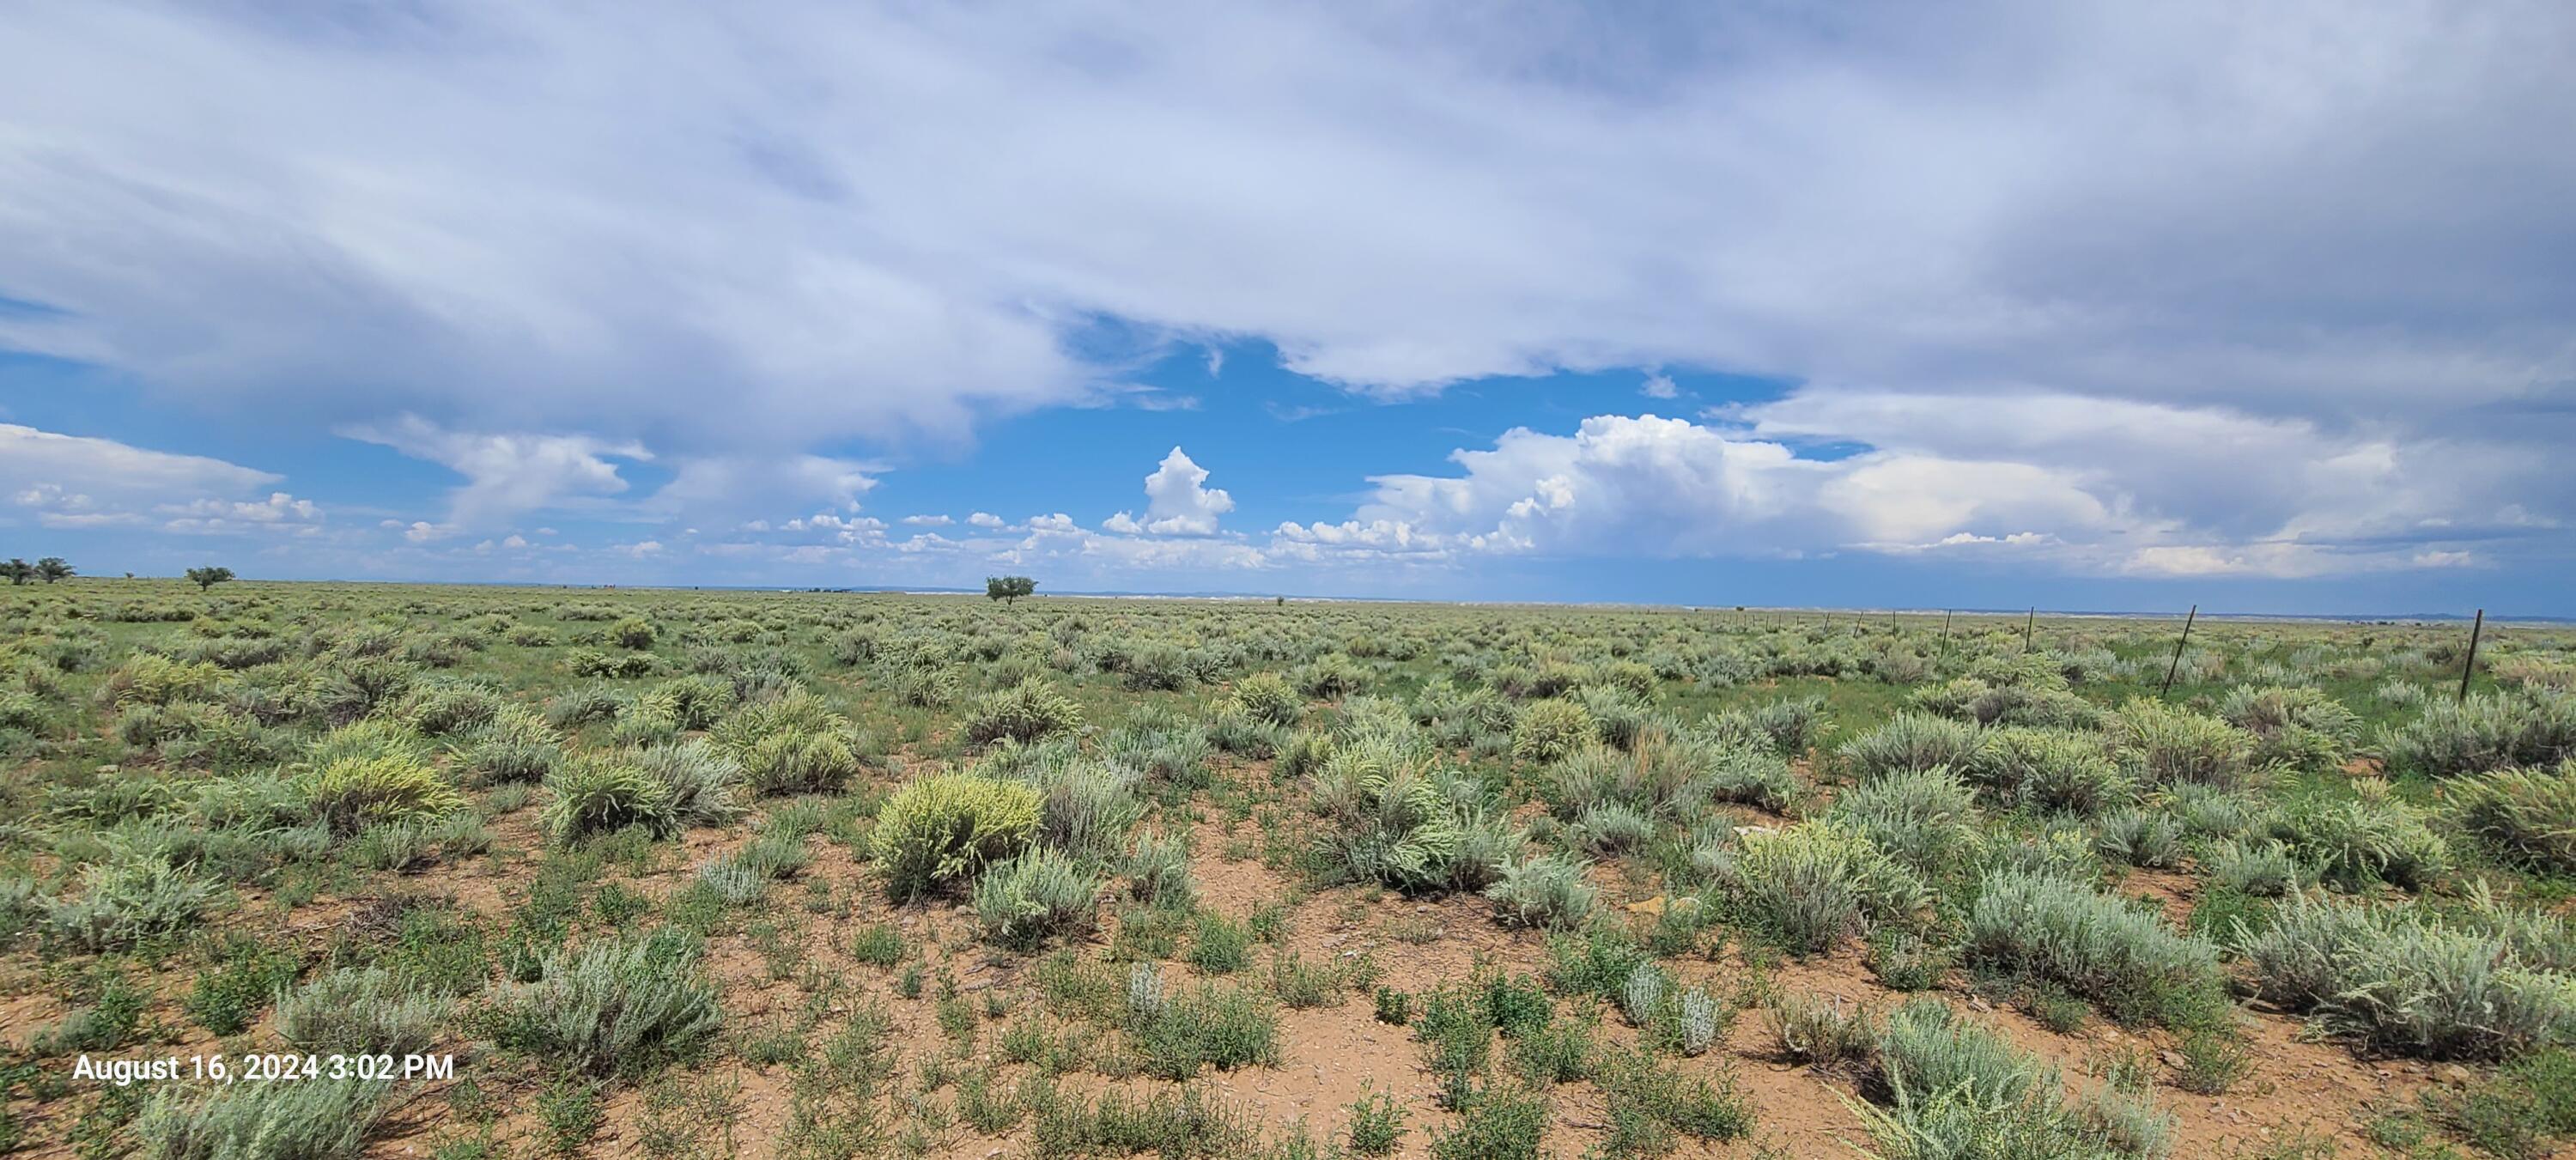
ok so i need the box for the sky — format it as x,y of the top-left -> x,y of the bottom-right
2,1 -> 2573,615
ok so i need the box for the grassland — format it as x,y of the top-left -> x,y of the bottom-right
4,580 -> 2576,1159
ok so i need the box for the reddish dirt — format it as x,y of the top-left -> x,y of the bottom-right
6,767 -> 2554,1159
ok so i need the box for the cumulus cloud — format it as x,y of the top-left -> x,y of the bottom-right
1106,446 -> 1234,536
1302,405 -> 2545,579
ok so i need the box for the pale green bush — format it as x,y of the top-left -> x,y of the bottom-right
871,772 -> 1042,898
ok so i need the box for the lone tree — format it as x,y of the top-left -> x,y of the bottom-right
985,575 -> 1037,605
35,557 -> 72,584
1,559 -> 30,586
185,565 -> 236,592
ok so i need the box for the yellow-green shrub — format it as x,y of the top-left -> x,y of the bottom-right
871,773 -> 1041,898
961,679 -> 1084,746
710,689 -> 866,795
542,756 -> 677,845
304,755 -> 465,835
1512,698 -> 1595,762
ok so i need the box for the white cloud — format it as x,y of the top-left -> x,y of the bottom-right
967,512 -> 1005,528
342,415 -> 646,529
646,452 -> 879,525
1640,373 -> 1678,399
901,513 -> 952,525
1105,446 -> 1235,536
3,422 -> 276,497
1,423 -> 321,533
1310,405 -> 2530,579
3,3 -> 2571,588
1,3 -> 2564,470
159,491 -> 324,535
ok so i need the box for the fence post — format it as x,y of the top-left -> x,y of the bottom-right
2458,609 -> 2485,704
2160,604 -> 2198,695
2022,607 -> 2036,653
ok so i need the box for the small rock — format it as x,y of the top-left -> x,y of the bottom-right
2435,1064 -> 2476,1086
2159,1050 -> 2187,1069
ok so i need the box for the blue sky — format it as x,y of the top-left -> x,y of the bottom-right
3,2 -> 2573,615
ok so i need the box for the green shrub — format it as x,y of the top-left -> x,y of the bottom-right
1348,1087 -> 1406,1156
1965,870 -> 2224,1028
43,857 -> 224,952
483,933 -> 722,1076
1831,768 -> 1986,876
134,1077 -> 394,1160
2117,700 -> 2257,790
2221,684 -> 2362,772
1122,829 -> 1196,908
545,683 -> 628,727
2385,689 -> 2576,778
973,848 -> 1101,950
1717,822 -> 1929,954
1875,994 -> 2050,1102
459,708 -> 562,786
710,689 -> 866,794
1867,929 -> 1949,991
2263,782 -> 2449,891
637,675 -> 732,731
1767,993 -> 1879,1072
608,616 -> 657,649
540,755 -> 677,845
1510,699 -> 1595,763
275,966 -> 453,1056
962,679 -> 1084,746
871,772 -> 1042,898
1485,853 -> 1598,931
1698,740 -> 1803,812
1594,1042 -> 1754,1145
1128,982 -> 1282,1078
304,754 -> 466,836
1309,737 -> 1516,892
1969,727 -> 2133,816
184,934 -> 301,1036
852,921 -> 906,967
2427,1047 -> 2576,1159
1415,981 -> 1494,1101
2204,837 -> 2314,896
1187,912 -> 1254,974
2092,810 -> 2185,869
2239,892 -> 2576,1060
1230,672 -> 1302,726
2457,761 -> 2576,873
1294,653 -> 1369,699
624,738 -> 743,829
1840,713 -> 1990,780
1429,1081 -> 1550,1160
390,679 -> 507,737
